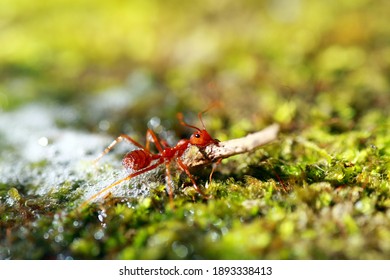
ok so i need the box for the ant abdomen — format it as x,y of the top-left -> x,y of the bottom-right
122,150 -> 152,171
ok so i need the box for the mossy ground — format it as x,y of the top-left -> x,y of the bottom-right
1,0 -> 390,259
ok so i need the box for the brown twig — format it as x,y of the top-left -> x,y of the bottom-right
181,123 -> 280,168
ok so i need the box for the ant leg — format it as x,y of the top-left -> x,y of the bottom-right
160,139 -> 170,148
176,158 -> 210,198
79,158 -> 164,210
209,158 -> 222,183
94,134 -> 146,165
164,162 -> 175,208
145,129 -> 164,153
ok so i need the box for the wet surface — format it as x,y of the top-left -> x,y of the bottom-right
0,101 -> 164,206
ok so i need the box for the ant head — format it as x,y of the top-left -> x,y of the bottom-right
177,112 -> 219,147
189,129 -> 218,146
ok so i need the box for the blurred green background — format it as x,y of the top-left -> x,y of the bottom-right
2,0 -> 389,127
1,0 -> 390,260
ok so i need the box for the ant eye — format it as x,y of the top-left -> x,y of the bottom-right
195,133 -> 200,138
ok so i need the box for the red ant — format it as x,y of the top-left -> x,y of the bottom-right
80,111 -> 219,209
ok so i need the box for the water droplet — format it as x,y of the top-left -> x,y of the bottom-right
94,229 -> 105,240
172,241 -> 188,258
148,117 -> 161,128
209,231 -> 220,242
98,210 -> 107,223
38,136 -> 49,147
55,234 -> 64,243
99,120 -> 110,131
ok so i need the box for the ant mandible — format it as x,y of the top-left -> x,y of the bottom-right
80,111 -> 219,209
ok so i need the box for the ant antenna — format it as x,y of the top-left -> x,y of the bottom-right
177,112 -> 201,131
178,102 -> 220,130
197,101 -> 221,129
197,111 -> 206,129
